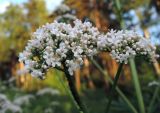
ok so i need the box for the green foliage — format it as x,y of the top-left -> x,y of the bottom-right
0,82 -> 78,113
24,0 -> 48,30
43,69 -> 68,94
0,5 -> 27,61
0,0 -> 48,62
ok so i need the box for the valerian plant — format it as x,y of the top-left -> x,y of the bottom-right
19,19 -> 159,113
19,20 -> 99,79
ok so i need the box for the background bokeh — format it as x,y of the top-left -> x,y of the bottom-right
0,0 -> 160,113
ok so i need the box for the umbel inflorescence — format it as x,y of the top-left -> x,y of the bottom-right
98,29 -> 159,64
19,19 -> 100,79
19,19 -> 159,78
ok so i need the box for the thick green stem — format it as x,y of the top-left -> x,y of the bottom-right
114,0 -> 125,29
105,63 -> 124,113
148,84 -> 160,113
63,65 -> 89,113
90,58 -> 138,113
54,69 -> 80,111
129,59 -> 145,113
114,0 -> 145,113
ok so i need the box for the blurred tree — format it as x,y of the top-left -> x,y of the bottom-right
64,0 -> 150,29
0,0 -> 48,82
25,0 -> 48,30
151,0 -> 160,13
0,0 -> 48,62
65,0 -> 109,31
0,5 -> 27,61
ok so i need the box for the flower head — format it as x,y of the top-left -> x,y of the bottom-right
19,19 -> 100,78
98,30 -> 159,64
19,19 -> 158,78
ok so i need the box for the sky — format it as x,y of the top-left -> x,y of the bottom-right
0,0 -> 63,13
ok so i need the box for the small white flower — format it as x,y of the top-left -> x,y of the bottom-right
36,88 -> 60,96
0,94 -> 22,113
148,81 -> 160,87
31,70 -> 44,78
13,95 -> 35,106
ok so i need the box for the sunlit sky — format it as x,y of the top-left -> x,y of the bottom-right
0,0 -> 63,13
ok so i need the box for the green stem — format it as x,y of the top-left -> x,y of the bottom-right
114,0 -> 145,113
90,58 -> 138,113
148,84 -> 160,113
129,59 -> 145,113
54,69 -> 80,111
63,65 -> 89,113
114,0 -> 125,29
105,63 -> 124,113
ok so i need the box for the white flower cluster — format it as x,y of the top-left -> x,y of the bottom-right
0,94 -> 22,113
19,18 -> 159,78
13,95 -> 35,106
148,81 -> 160,87
36,88 -> 60,96
56,4 -> 70,13
98,30 -> 159,63
19,19 -> 100,78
